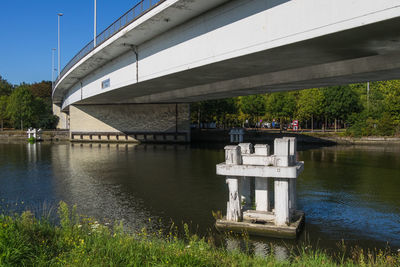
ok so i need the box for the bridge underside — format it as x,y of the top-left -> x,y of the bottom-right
75,16 -> 400,105
53,0 -> 400,140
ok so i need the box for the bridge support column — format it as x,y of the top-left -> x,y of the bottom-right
53,104 -> 70,130
68,103 -> 190,143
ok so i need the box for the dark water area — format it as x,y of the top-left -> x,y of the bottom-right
0,141 -> 399,255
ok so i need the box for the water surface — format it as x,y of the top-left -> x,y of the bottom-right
0,141 -> 399,252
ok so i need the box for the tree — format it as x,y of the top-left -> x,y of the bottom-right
296,88 -> 325,131
0,75 -> 13,96
29,81 -> 52,99
240,95 -> 266,122
6,86 -> 36,130
349,82 -> 385,118
265,92 -> 297,129
322,86 -> 362,131
0,95 -> 8,130
191,98 -> 239,128
376,80 -> 400,124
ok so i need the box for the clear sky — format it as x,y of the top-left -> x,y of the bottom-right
0,0 -> 141,85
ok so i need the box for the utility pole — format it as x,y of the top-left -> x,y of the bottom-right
51,48 -> 56,87
94,0 -> 97,47
367,82 -> 370,111
57,13 -> 64,77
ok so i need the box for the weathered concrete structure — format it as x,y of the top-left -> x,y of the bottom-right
68,104 -> 190,142
52,0 -> 400,141
216,137 -> 304,238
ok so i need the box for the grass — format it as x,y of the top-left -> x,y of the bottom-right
0,202 -> 399,266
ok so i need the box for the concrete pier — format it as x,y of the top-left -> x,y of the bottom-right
216,138 -> 304,239
58,103 -> 190,143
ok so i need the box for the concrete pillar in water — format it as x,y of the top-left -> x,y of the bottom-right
284,137 -> 297,213
273,138 -> 291,226
216,138 -> 305,237
254,144 -> 271,212
255,178 -> 269,211
238,143 -> 254,209
225,145 -> 242,222
226,177 -> 241,222
274,178 -> 289,226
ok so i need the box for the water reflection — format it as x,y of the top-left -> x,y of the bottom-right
27,143 -> 41,163
224,238 -> 289,260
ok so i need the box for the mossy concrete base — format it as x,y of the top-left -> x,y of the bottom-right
215,210 -> 304,239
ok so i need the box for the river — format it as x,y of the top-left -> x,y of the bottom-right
0,141 -> 399,254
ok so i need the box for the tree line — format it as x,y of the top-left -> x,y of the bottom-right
0,75 -> 58,131
2,73 -> 399,136
191,81 -> 400,137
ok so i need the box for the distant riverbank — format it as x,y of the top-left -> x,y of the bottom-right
191,129 -> 400,145
0,130 -> 69,142
2,129 -> 400,145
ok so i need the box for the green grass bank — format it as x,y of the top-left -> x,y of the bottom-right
0,202 -> 399,266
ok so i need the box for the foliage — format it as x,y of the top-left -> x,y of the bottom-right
240,95 -> 266,122
0,76 -> 13,96
28,81 -> 52,99
377,80 -> 400,124
0,96 -> 8,130
6,86 -> 36,130
347,111 -> 396,137
32,97 -> 59,129
191,98 -> 240,128
0,76 -> 58,130
376,112 -> 396,136
190,80 -> 400,136
265,92 -> 297,125
322,86 -> 362,121
0,203 -> 399,266
296,88 -> 325,122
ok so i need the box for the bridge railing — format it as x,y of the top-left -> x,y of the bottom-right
54,0 -> 164,89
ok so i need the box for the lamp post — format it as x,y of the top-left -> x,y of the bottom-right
367,81 -> 370,111
51,48 -> 56,87
94,0 -> 97,47
57,13 -> 63,78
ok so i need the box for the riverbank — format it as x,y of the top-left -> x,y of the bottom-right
2,129 -> 400,145
0,130 -> 69,142
191,129 -> 400,145
0,203 -> 398,266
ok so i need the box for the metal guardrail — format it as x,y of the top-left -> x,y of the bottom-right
54,0 -> 164,88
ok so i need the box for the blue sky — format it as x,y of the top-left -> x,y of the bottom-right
0,0 -> 140,85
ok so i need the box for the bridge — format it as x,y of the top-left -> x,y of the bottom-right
52,0 -> 400,142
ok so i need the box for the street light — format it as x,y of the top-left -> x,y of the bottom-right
51,48 -> 56,87
94,0 -> 97,47
57,13 -> 63,77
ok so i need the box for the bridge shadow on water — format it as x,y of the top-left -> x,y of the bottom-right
191,129 -> 337,151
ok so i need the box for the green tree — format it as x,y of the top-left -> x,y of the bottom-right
350,82 -> 385,118
322,86 -> 362,131
265,92 -> 297,129
0,95 -> 8,130
191,98 -> 239,128
0,75 -> 13,96
6,86 -> 36,130
240,95 -> 266,123
375,80 -> 400,124
296,88 -> 325,131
